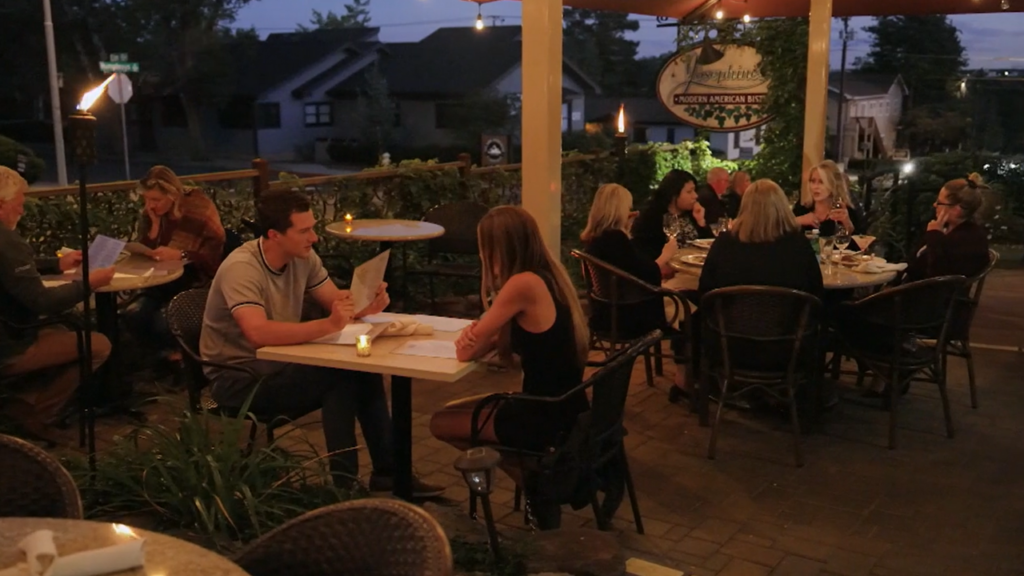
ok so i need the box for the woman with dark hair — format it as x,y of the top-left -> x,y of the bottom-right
903,173 -> 990,282
632,169 -> 713,261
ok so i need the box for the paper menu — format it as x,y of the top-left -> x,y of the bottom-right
351,249 -> 390,313
413,315 -> 473,333
313,323 -> 373,345
86,235 -> 127,270
391,340 -> 458,360
123,242 -> 155,257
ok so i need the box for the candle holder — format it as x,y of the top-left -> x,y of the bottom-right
344,213 -> 354,225
356,335 -> 372,357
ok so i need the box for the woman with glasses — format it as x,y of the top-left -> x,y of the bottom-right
631,169 -> 713,261
903,173 -> 990,282
123,166 -> 226,361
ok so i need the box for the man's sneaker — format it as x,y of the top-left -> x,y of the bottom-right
368,473 -> 447,499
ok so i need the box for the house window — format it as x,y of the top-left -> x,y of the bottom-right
632,126 -> 648,143
304,102 -> 333,127
666,127 -> 676,143
257,103 -> 281,129
435,102 -> 460,129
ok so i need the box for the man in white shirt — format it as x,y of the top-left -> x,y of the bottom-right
201,189 -> 443,497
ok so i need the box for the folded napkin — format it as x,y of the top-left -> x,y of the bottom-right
380,320 -> 434,337
2,530 -> 145,576
853,261 -> 908,274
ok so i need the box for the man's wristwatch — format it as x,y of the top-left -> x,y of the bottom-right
180,250 -> 188,261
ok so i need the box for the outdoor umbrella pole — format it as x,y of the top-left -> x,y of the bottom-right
68,110 -> 98,470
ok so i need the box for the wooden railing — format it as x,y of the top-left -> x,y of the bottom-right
26,152 -> 610,199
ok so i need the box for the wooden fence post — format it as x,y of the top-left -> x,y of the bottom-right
457,153 -> 472,180
251,158 -> 269,199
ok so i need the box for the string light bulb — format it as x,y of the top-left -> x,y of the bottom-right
1001,0 -> 1010,10
715,9 -> 724,19
743,14 -> 751,23
475,2 -> 484,29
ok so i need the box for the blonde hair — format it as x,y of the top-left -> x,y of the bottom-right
942,172 -> 988,222
478,206 -> 589,366
0,166 -> 27,202
731,179 -> 801,243
581,183 -> 632,243
801,160 -> 852,208
138,165 -> 186,218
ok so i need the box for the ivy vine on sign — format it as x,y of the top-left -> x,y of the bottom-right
657,43 -> 773,132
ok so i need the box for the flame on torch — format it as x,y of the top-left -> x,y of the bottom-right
78,74 -> 117,112
616,104 -> 626,134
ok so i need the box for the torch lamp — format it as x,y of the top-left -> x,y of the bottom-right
614,103 -> 628,181
454,447 -> 503,562
69,74 -> 114,467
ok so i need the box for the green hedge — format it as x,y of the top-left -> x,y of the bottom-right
0,135 -> 45,184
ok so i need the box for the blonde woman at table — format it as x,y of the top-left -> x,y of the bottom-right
123,166 -> 226,361
430,207 -> 590,499
793,160 -> 865,238
581,183 -> 690,392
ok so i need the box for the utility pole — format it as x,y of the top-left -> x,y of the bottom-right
42,0 -> 69,185
836,17 -> 854,165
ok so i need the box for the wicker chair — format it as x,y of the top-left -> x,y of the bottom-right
942,249 -> 999,409
0,433 -> 83,518
404,202 -> 489,314
165,288 -> 310,444
571,249 -> 692,393
234,499 -> 453,576
837,276 -> 967,450
468,331 -> 661,533
700,287 -> 822,467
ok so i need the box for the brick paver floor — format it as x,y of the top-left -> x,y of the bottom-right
73,268 -> 1024,576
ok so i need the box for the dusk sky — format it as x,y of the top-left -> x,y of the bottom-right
236,0 -> 1024,70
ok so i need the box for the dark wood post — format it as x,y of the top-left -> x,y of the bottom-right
251,158 -> 269,200
457,153 -> 472,179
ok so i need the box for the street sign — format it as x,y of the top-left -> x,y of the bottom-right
108,73 -> 133,104
99,61 -> 139,73
110,53 -> 129,62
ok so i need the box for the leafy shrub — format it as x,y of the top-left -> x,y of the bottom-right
0,134 -> 45,183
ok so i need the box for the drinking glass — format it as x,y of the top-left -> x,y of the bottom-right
662,214 -> 680,240
710,221 -> 722,237
819,236 -> 835,274
834,227 -> 851,255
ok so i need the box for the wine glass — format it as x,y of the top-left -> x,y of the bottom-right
834,227 -> 851,256
662,214 -> 680,241
819,236 -> 835,274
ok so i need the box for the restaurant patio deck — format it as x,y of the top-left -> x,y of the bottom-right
72,267 -> 1024,576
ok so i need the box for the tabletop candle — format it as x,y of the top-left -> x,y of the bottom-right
344,213 -> 353,224
356,335 -> 371,357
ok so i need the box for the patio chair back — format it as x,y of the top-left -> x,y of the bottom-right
948,249 -> 999,342
234,499 -> 453,576
848,276 -> 967,350
166,288 -> 211,410
423,201 -> 489,257
0,433 -> 82,519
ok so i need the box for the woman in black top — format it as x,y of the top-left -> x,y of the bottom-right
793,160 -> 866,239
632,169 -> 713,261
701,179 -> 824,298
430,206 -> 590,460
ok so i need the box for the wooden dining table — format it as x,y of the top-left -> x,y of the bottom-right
0,517 -> 249,576
256,318 -> 478,500
666,245 -> 899,291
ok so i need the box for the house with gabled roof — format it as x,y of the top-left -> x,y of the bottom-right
827,72 -> 909,164
145,25 -> 600,161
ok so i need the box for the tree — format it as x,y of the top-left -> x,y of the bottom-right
745,18 -> 809,195
296,1 -> 371,31
355,63 -> 395,157
858,16 -> 967,109
563,9 -> 640,94
446,90 -> 515,152
101,0 -> 259,159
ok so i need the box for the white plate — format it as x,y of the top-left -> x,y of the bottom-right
679,254 -> 706,267
690,239 -> 714,250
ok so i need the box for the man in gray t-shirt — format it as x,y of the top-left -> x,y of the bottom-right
200,189 -> 442,497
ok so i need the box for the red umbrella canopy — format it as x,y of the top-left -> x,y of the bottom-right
497,0 -> 1021,19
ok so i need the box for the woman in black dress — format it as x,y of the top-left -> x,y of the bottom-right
793,160 -> 866,237
430,206 -> 590,466
632,169 -> 713,261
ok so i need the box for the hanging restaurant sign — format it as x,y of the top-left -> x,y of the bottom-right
656,43 -> 772,132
